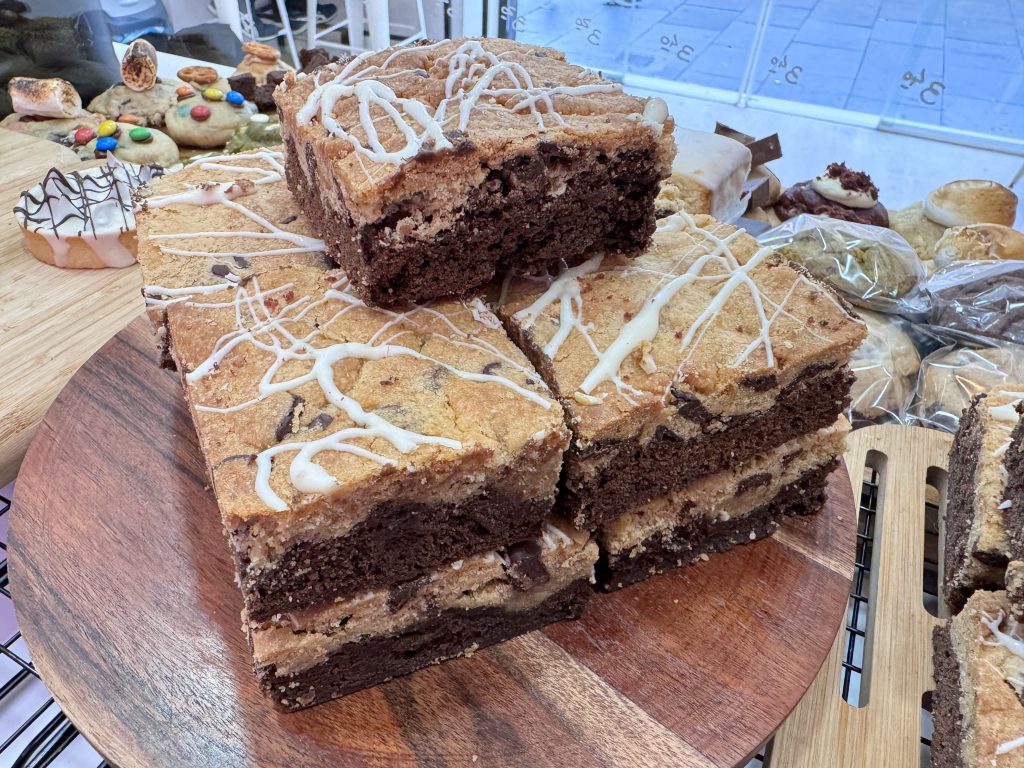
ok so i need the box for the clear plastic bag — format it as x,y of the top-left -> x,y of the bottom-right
902,327 -> 1024,432
757,213 -> 929,316
848,309 -> 921,426
924,260 -> 1024,345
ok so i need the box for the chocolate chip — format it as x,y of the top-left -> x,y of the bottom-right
233,256 -> 251,268
306,411 -> 334,432
654,425 -> 682,442
211,263 -> 232,277
482,361 -> 502,375
737,472 -> 772,495
280,214 -> 297,225
782,448 -> 803,468
503,540 -> 549,590
669,386 -> 715,424
387,574 -> 430,611
274,394 -> 303,442
740,372 -> 778,392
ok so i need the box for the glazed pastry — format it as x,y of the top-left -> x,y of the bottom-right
775,162 -> 888,227
163,87 -> 256,148
8,76 -> 82,118
933,224 -> 1024,268
232,41 -> 293,84
14,155 -> 164,269
84,121 -> 179,166
224,113 -> 280,153
655,127 -> 752,222
849,309 -> 920,423
890,180 -> 1018,262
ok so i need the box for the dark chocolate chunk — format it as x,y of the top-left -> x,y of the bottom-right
669,386 -> 715,423
740,372 -> 778,392
387,574 -> 432,611
782,448 -> 802,468
481,361 -> 502,375
228,72 -> 256,101
503,540 -> 550,590
743,177 -> 771,210
274,394 -> 303,442
211,263 -> 232,277
254,83 -> 277,112
298,47 -> 339,74
654,425 -> 682,442
306,411 -> 334,432
234,256 -> 251,268
266,69 -> 286,88
736,472 -> 772,495
280,214 -> 297,225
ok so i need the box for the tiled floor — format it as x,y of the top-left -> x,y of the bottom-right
513,0 -> 1024,146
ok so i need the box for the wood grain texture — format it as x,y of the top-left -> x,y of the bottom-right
0,128 -> 144,486
11,318 -> 857,768
770,425 -> 953,768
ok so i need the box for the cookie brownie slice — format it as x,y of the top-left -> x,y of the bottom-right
252,520 -> 596,711
135,148 -> 329,367
165,264 -> 569,622
275,38 -> 675,306
932,590 -> 1024,767
597,422 -> 846,590
944,391 -> 1024,614
497,212 -> 866,529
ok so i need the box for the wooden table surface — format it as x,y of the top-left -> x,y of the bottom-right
11,318 -> 857,768
0,128 -> 144,486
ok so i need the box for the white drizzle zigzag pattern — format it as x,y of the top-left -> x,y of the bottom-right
295,39 -> 619,166
508,212 -> 848,405
183,274 -> 553,512
980,610 -> 1024,755
142,150 -> 325,308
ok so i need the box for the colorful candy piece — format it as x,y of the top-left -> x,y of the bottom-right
202,87 -> 224,101
176,86 -> 195,101
129,126 -> 152,143
97,119 -> 118,138
119,114 -> 141,124
95,137 -> 118,153
73,126 -> 96,145
225,90 -> 245,107
190,105 -> 211,122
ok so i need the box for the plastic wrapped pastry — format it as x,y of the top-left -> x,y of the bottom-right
849,310 -> 920,424
925,260 -> 1024,345
932,223 -> 1024,268
757,214 -> 928,315
906,340 -> 1024,432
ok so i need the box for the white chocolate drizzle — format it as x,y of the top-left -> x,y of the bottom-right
296,39 -> 620,166
185,274 -> 553,511
503,212 -> 848,404
141,151 -> 325,306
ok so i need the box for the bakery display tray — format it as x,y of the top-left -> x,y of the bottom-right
8,319 -> 855,768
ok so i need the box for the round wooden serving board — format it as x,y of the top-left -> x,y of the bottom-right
11,319 -> 856,768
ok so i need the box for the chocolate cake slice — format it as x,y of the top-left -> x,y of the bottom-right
497,212 -> 866,529
944,391 -> 1024,614
165,264 -> 569,622
274,38 -> 675,306
932,590 -> 1024,767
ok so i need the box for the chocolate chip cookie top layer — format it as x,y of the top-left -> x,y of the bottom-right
275,38 -> 673,215
775,162 -> 889,227
497,212 -> 866,442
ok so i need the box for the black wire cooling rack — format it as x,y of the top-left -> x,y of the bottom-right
0,470 -> 931,767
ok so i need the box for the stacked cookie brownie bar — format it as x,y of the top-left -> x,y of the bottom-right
934,390 -> 1024,764
135,37 -> 864,711
497,213 -> 864,589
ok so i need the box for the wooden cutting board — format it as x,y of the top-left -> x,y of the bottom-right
10,318 -> 857,768
0,128 -> 144,486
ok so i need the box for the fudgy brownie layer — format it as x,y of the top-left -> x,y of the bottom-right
564,364 -> 852,527
944,398 -> 988,614
241,490 -> 552,622
284,137 -> 662,306
1001,413 -> 1024,560
931,625 -> 965,768
596,459 -> 834,591
258,581 -> 591,711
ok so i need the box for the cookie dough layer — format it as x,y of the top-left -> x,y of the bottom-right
275,38 -> 674,306
498,213 -> 865,528
165,265 -> 569,621
944,391 -> 1024,614
931,591 -> 1024,768
251,524 -> 597,711
597,424 -> 844,590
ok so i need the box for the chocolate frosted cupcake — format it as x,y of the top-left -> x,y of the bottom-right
775,162 -> 888,227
